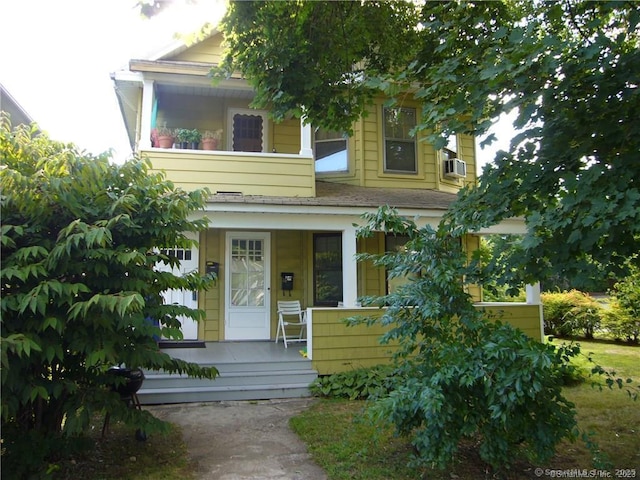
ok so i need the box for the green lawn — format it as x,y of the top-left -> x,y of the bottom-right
291,340 -> 640,480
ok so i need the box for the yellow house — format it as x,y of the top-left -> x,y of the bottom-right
111,29 -> 542,400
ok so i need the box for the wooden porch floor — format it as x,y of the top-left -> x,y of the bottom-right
160,340 -> 309,366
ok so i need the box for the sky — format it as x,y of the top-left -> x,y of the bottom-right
0,0 -> 223,163
0,0 -> 513,170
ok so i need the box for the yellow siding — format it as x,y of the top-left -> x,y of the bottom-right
272,118 -> 301,155
476,304 -> 543,341
145,150 -> 315,196
271,230 -> 308,335
358,233 -> 386,298
310,308 -> 398,375
201,229 -> 223,341
170,34 -> 225,64
309,304 -> 542,375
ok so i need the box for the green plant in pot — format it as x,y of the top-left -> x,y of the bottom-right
188,129 -> 202,150
174,128 -> 191,149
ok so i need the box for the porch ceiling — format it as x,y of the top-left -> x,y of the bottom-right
209,181 -> 457,210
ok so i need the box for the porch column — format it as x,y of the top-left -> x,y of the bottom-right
525,282 -> 541,304
299,117 -> 313,157
342,225 -> 358,307
139,78 -> 154,150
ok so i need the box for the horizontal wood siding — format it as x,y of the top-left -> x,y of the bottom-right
310,304 -> 542,375
202,229 -> 223,341
170,34 -> 225,64
476,304 -> 543,340
145,150 -> 315,196
310,308 -> 397,375
272,118 -> 301,155
272,230 -> 307,336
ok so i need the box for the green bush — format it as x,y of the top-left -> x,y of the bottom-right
0,117 -> 216,478
351,207 -> 581,473
542,290 -> 602,338
310,365 -> 396,400
601,301 -> 640,344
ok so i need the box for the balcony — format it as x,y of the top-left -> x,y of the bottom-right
142,146 -> 316,197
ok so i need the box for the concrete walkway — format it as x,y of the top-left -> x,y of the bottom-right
147,398 -> 328,480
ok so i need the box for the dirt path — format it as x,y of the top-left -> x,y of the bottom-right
148,398 -> 328,480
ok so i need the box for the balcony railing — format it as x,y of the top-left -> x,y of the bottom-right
142,147 -> 316,197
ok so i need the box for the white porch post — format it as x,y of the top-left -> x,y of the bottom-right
526,282 -> 545,342
139,78 -> 154,150
342,225 -> 358,307
525,282 -> 541,304
299,117 -> 313,157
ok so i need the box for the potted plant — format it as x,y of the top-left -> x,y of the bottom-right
174,128 -> 191,149
202,129 -> 222,150
188,129 -> 202,150
154,125 -> 174,148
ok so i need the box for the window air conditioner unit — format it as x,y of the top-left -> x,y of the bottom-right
444,157 -> 467,179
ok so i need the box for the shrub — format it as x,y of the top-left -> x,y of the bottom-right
0,116 -> 217,478
601,301 -> 640,344
542,290 -> 602,338
607,264 -> 640,343
352,207 -> 581,473
310,365 -> 396,400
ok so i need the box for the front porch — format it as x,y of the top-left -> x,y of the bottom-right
138,341 -> 317,405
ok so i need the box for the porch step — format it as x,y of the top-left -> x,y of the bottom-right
137,343 -> 317,404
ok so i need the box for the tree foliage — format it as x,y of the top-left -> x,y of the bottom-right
217,0 -> 640,284
0,116 -> 217,477
352,207 -> 580,471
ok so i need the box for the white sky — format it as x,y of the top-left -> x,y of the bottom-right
0,0 -> 222,163
0,0 -> 512,171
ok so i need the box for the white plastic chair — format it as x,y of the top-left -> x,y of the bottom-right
275,300 -> 307,348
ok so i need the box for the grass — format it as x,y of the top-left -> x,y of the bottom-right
55,420 -> 196,479
290,339 -> 640,480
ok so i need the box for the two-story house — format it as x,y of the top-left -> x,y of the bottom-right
112,29 -> 542,401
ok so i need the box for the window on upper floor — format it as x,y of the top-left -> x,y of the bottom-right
383,107 -> 417,173
314,128 -> 348,173
443,134 -> 458,160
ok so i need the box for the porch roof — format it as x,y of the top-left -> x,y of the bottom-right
208,181 -> 457,210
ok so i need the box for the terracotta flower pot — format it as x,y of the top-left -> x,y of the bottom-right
202,138 -> 219,150
157,135 -> 174,148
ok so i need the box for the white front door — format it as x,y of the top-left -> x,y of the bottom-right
225,232 -> 271,340
157,243 -> 199,340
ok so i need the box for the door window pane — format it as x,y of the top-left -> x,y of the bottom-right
230,238 -> 265,306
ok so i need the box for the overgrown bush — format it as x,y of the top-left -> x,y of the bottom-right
351,207 -> 581,473
601,301 -> 640,344
0,117 -> 217,478
606,265 -> 640,343
542,290 -> 602,338
310,365 -> 396,400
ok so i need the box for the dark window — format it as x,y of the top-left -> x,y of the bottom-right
383,107 -> 417,173
315,128 -> 348,172
313,233 -> 343,306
